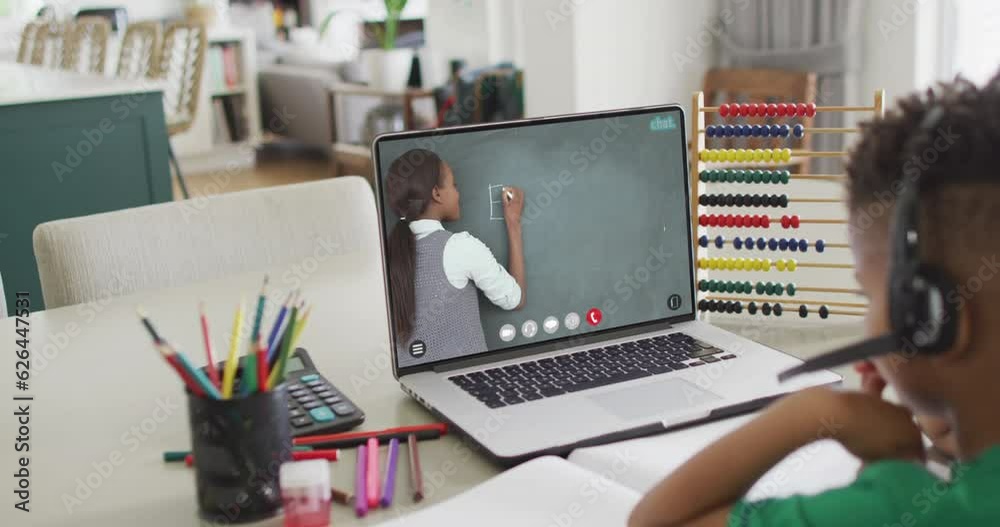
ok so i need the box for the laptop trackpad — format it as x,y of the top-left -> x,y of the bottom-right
587,379 -> 722,421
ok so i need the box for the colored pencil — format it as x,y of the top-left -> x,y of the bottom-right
408,433 -> 424,502
241,276 -> 268,395
266,290 -> 296,362
250,275 -> 269,343
182,447 -> 328,467
355,444 -> 368,517
366,437 -> 380,507
137,307 -> 164,343
294,423 -> 449,449
157,345 -> 204,396
331,487 -> 354,506
381,438 -> 400,507
221,297 -> 245,398
166,445 -> 314,463
267,303 -> 299,388
256,334 -> 269,392
198,302 -> 220,388
171,344 -> 223,399
290,304 -> 312,347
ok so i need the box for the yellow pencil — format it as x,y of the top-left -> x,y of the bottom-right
221,297 -> 245,398
290,304 -> 312,348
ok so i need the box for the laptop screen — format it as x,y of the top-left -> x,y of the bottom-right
374,106 -> 694,370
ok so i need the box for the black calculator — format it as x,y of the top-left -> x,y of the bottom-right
284,348 -> 365,437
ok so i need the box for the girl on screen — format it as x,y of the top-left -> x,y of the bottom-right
385,148 -> 527,362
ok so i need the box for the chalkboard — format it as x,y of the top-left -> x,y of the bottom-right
377,109 -> 693,354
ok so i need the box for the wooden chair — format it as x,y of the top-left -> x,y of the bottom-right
16,21 -> 43,64
156,21 -> 208,199
702,68 -> 817,174
30,22 -> 66,68
116,21 -> 162,80
62,17 -> 111,74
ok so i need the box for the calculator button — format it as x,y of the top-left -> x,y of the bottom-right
316,390 -> 335,398
302,401 -> 322,410
287,402 -> 296,409
310,384 -> 329,392
304,379 -> 323,387
291,416 -> 312,428
287,383 -> 304,391
323,396 -> 342,405
308,407 -> 336,423
331,403 -> 355,416
289,389 -> 308,398
300,374 -> 320,383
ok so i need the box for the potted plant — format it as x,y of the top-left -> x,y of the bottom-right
361,0 -> 412,92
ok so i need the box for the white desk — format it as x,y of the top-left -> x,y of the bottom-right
0,63 -> 160,107
0,247 -> 863,526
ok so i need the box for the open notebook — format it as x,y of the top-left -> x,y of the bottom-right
377,413 -> 863,526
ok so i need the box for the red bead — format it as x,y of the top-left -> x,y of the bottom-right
766,104 -> 778,117
776,103 -> 788,116
746,103 -> 758,117
750,215 -> 761,228
725,214 -> 736,227
739,103 -> 751,117
699,215 -> 709,226
781,215 -> 791,229
762,216 -> 771,228
743,214 -> 753,227
790,215 -> 801,228
805,102 -> 816,117
734,215 -> 744,227
719,103 -> 730,117
796,103 -> 807,117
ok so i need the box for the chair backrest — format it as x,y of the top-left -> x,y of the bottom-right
30,21 -> 66,68
702,67 -> 817,153
157,21 -> 207,135
16,21 -> 43,64
62,17 -> 111,74
117,21 -> 162,80
33,177 -> 380,309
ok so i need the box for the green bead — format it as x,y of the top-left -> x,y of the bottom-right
744,281 -> 752,294
725,171 -> 735,183
755,282 -> 765,295
699,280 -> 709,292
765,282 -> 776,295
737,170 -> 747,183
713,170 -> 723,182
787,283 -> 797,296
726,281 -> 736,293
699,171 -> 709,182
709,280 -> 718,292
780,170 -> 791,184
775,283 -> 785,296
752,171 -> 763,183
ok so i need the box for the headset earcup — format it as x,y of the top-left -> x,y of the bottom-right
891,264 -> 959,355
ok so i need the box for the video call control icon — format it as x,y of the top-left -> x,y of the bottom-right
586,308 -> 603,326
564,312 -> 581,330
499,324 -> 516,342
521,320 -> 538,338
409,340 -> 426,358
543,316 -> 559,334
668,294 -> 682,311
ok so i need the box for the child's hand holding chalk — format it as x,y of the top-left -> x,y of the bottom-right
502,186 -> 524,224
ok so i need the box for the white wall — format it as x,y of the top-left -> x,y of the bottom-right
423,0 -> 491,86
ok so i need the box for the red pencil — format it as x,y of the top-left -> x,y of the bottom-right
163,349 -> 206,397
199,302 -> 221,388
185,449 -> 340,466
256,334 -> 269,392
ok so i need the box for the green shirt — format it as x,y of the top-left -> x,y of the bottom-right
729,446 -> 1000,526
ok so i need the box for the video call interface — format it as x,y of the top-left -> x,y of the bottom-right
377,109 -> 694,369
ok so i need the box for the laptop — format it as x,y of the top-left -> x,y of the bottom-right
371,104 -> 840,464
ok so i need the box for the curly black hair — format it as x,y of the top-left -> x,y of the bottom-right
846,71 -> 1000,273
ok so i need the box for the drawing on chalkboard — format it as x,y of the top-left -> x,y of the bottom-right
488,184 -> 508,221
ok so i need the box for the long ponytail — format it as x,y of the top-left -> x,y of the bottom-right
385,148 -> 444,340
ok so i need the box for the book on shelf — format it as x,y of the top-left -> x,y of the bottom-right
207,43 -> 242,93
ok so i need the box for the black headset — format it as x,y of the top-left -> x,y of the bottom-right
779,104 -> 961,381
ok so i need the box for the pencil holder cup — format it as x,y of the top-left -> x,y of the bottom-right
187,384 -> 292,524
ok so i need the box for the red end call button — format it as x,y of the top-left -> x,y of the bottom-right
586,308 -> 602,326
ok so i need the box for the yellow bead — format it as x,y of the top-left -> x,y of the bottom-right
735,257 -> 745,270
787,259 -> 798,272
762,149 -> 773,162
752,149 -> 764,162
709,258 -> 718,270
736,148 -> 747,162
699,150 -> 709,162
781,148 -> 792,162
708,150 -> 719,162
728,258 -> 737,270
763,258 -> 772,270
726,149 -> 736,162
776,259 -> 786,271
698,258 -> 705,269
749,259 -> 759,271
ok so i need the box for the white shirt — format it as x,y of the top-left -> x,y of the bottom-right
409,219 -> 522,310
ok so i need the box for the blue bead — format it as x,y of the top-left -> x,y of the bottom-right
778,238 -> 788,251
768,238 -> 778,251
779,124 -> 790,137
816,239 -> 826,252
798,239 -> 808,252
770,125 -> 782,137
756,237 -> 766,250
714,235 -> 725,248
732,125 -> 742,137
793,124 -> 804,138
751,124 -> 763,137
744,236 -> 755,250
789,239 -> 798,252
706,126 -> 716,138
733,237 -> 743,249
741,124 -> 753,137
724,125 -> 735,137
699,235 -> 709,247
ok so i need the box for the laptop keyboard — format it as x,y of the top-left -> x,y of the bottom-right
449,332 -> 736,408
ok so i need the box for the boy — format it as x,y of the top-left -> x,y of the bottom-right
630,74 -> 1000,526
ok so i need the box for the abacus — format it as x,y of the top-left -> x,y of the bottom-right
689,91 -> 886,320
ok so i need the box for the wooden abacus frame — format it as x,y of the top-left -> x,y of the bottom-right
689,90 -> 886,319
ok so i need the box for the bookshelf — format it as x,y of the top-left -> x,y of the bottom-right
171,27 -> 261,176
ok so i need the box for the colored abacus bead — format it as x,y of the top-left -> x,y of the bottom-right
787,283 -> 797,296
819,305 -> 830,319
773,303 -> 783,317
776,103 -> 788,116
805,102 -> 817,117
770,124 -> 781,137
781,216 -> 791,229
734,301 -> 743,313
792,124 -> 804,138
775,259 -> 787,271
747,301 -> 758,315
778,238 -> 789,251
798,239 -> 808,252
815,239 -> 826,252
790,215 -> 800,228
768,238 -> 778,251
739,103 -> 751,117
756,237 -> 766,250
799,305 -> 808,318
755,281 -> 766,294
719,103 -> 731,117
789,239 -> 798,252
741,124 -> 753,137
795,103 -> 808,117
780,148 -> 792,162
744,236 -> 754,249
733,237 -> 743,249
699,299 -> 709,311
761,302 -> 772,316
766,104 -> 778,117
699,235 -> 708,247
778,124 -> 790,137
714,235 -> 724,248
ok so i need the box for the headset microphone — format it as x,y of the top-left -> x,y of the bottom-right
777,334 -> 896,382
